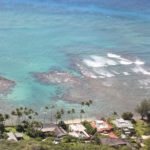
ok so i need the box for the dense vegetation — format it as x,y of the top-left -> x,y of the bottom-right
0,139 -> 131,150
0,99 -> 149,150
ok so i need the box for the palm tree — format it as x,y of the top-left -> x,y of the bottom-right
71,108 -> 75,123
67,110 -> 71,120
80,109 -> 85,122
55,111 -> 61,124
60,109 -> 65,121
89,100 -> 93,105
4,114 -> 10,126
50,105 -> 55,123
44,106 -> 49,123
85,101 -> 90,107
13,108 -> 23,125
0,113 -> 4,124
81,102 -> 85,107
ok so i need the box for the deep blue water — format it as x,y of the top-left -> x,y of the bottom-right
0,0 -> 150,115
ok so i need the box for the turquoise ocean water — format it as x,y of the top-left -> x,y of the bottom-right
0,0 -> 150,116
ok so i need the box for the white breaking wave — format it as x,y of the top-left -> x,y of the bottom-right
119,59 -> 133,65
132,66 -> 150,76
76,64 -> 98,79
134,59 -> 145,65
123,72 -> 130,75
107,53 -> 121,59
107,53 -> 133,65
107,53 -> 145,66
80,53 -> 148,79
139,79 -> 150,86
94,68 -> 115,78
83,55 -> 117,68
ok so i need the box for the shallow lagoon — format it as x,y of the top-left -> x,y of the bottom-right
0,0 -> 150,116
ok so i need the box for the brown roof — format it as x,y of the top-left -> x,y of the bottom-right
39,123 -> 67,137
54,127 -> 67,137
100,138 -> 127,146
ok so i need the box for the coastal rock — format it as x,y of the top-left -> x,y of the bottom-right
0,76 -> 15,94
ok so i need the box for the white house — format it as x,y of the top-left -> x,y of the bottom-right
112,118 -> 133,129
69,123 -> 89,139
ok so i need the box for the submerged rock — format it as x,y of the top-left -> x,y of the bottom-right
0,76 -> 15,94
33,71 -> 79,85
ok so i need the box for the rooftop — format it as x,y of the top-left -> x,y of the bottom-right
113,118 -> 133,129
91,120 -> 113,132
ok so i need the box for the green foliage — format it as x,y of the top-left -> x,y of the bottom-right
142,139 -> 150,150
58,121 -> 68,131
122,112 -> 133,120
0,139 -> 119,150
16,124 -> 25,132
0,124 -> 5,135
82,121 -> 97,135
134,120 -> 150,136
26,128 -> 44,138
62,135 -> 80,143
135,99 -> 150,120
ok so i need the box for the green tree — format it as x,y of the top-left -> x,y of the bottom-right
0,114 -> 5,136
71,108 -> 75,121
135,99 -> 150,120
58,121 -> 68,131
67,110 -> 71,120
60,108 -> 65,121
80,109 -> 85,122
55,111 -> 61,124
50,105 -> 55,123
122,112 -> 133,120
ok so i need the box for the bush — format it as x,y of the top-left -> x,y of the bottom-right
122,112 -> 133,120
16,125 -> 25,132
62,135 -> 79,143
26,128 -> 44,138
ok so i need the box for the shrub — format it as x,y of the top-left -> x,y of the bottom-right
26,128 -> 44,138
62,135 -> 79,143
122,112 -> 133,120
16,125 -> 25,132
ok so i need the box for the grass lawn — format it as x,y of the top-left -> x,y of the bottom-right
5,127 -> 16,133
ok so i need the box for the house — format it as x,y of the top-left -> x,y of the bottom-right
91,120 -> 113,133
69,123 -> 90,139
100,138 -> 128,147
38,123 -> 67,138
112,118 -> 134,135
91,120 -> 118,138
113,118 -> 133,129
7,132 -> 23,142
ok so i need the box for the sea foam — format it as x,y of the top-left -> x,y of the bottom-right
107,53 -> 121,59
132,66 -> 150,76
94,68 -> 115,78
83,55 -> 117,68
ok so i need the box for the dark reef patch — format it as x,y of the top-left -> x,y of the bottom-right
32,71 -> 79,85
0,76 -> 15,95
